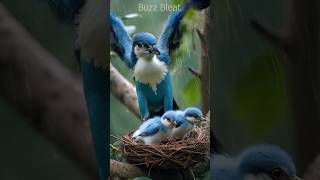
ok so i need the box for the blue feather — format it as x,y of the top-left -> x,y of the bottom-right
132,32 -> 158,46
135,74 -> 173,119
110,14 -> 134,68
47,0 -> 84,22
138,120 -> 161,136
157,4 -> 188,55
211,144 -> 298,180
237,145 -> 296,176
80,60 -> 108,180
188,0 -> 210,10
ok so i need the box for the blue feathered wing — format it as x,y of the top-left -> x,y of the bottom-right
110,15 -> 135,69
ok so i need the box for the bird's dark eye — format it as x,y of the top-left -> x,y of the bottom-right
270,168 -> 284,180
142,44 -> 149,48
137,43 -> 142,47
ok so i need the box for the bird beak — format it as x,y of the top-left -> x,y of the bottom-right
172,120 -> 178,128
291,176 -> 302,180
150,45 -> 160,55
200,116 -> 206,121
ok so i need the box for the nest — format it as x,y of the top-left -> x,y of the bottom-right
113,126 -> 210,170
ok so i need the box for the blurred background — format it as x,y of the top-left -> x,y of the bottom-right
212,0 -> 320,176
0,0 -> 90,180
213,0 -> 290,153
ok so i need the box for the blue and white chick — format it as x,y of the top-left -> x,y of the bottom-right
132,111 -> 177,145
211,144 -> 302,180
170,107 -> 206,140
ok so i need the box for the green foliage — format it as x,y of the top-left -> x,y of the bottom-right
232,50 -> 288,137
182,77 -> 200,105
172,0 -> 187,6
170,9 -> 198,69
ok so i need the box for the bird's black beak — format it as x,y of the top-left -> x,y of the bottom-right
150,45 -> 160,55
172,120 -> 178,128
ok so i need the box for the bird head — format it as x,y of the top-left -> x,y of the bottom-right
237,145 -> 301,180
183,107 -> 206,124
161,110 -> 177,128
133,32 -> 160,60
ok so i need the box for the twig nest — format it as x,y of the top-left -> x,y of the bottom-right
116,126 -> 210,170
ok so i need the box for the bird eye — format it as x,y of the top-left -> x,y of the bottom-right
270,168 -> 284,180
142,44 -> 149,48
137,43 -> 142,47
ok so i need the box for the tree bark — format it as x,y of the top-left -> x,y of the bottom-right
110,64 -> 139,118
200,9 -> 210,114
0,2 -> 98,178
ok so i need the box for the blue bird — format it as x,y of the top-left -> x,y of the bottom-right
132,110 -> 177,145
170,107 -> 206,140
46,0 -> 108,179
110,0 -> 210,120
211,145 -> 302,180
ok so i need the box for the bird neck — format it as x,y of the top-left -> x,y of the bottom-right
139,54 -> 154,61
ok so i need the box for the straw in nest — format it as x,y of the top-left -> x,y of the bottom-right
113,126 -> 210,170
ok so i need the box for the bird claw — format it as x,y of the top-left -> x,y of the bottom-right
142,113 -> 150,121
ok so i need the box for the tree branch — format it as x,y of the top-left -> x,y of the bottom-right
110,160 -> 145,178
110,63 -> 139,118
199,9 -> 210,114
0,3 -> 98,178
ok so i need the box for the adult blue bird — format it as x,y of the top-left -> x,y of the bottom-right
170,107 -> 206,140
46,0 -> 108,179
132,110 -> 177,145
110,0 -> 210,120
211,144 -> 302,180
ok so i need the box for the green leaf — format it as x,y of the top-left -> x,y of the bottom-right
182,77 -> 200,105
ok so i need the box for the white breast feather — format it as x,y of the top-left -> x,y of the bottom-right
133,57 -> 168,93
140,131 -> 164,145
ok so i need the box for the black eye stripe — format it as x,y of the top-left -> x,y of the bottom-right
143,44 -> 149,48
